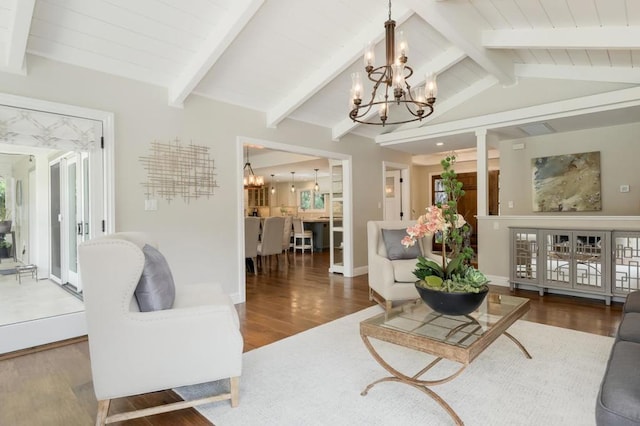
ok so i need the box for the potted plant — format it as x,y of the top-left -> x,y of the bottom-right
402,155 -> 489,315
0,238 -> 12,259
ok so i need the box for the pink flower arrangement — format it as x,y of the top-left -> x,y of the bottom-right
402,204 -> 465,249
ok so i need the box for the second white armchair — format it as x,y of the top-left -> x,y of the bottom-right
367,220 -> 441,310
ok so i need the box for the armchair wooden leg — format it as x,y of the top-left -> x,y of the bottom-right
96,399 -> 110,426
230,376 -> 240,408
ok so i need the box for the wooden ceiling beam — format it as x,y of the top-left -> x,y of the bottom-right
2,0 -> 35,75
483,28 -> 640,50
168,0 -> 264,107
515,63 -> 640,84
402,0 -> 515,86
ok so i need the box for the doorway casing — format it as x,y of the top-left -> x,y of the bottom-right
0,93 -> 115,354
235,136 -> 353,304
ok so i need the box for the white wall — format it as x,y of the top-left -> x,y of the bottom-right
0,55 -> 410,299
500,122 -> 640,216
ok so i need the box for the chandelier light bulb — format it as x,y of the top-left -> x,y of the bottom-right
392,63 -> 405,94
426,73 -> 438,101
350,72 -> 363,104
364,42 -> 375,70
396,30 -> 408,59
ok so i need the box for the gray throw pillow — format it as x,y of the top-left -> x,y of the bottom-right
134,244 -> 176,312
381,228 -> 421,260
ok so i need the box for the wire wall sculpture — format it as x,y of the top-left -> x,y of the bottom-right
139,138 -> 219,203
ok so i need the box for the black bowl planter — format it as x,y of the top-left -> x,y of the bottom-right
415,283 -> 489,316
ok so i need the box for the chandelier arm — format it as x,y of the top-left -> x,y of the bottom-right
402,65 -> 413,80
366,65 -> 391,83
350,103 -> 434,125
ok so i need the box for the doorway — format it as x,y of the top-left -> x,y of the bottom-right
236,136 -> 353,303
383,162 -> 410,221
431,170 -> 499,254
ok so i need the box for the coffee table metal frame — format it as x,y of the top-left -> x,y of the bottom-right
360,294 -> 531,425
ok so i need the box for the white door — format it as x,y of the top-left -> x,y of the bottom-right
384,170 -> 402,220
50,150 -> 101,292
329,161 -> 344,274
28,170 -> 36,264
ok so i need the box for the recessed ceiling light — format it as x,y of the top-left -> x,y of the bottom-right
436,142 -> 444,146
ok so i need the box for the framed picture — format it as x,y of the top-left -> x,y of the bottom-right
532,151 -> 601,212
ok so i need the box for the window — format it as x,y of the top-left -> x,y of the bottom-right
433,178 -> 447,205
300,190 -> 325,210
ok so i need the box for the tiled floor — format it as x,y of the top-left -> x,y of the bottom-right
0,262 -> 84,326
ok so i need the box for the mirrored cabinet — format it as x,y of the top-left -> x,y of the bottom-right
510,227 -> 613,304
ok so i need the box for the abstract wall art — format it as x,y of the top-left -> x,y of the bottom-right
139,138 -> 218,203
531,151 -> 601,212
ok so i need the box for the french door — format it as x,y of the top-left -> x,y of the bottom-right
50,151 -> 95,291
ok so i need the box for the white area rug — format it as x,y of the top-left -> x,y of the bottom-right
175,306 -> 613,426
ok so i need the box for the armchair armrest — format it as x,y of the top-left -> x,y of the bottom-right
368,253 -> 396,294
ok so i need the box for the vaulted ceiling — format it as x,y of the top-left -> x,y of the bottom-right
2,0 -> 640,155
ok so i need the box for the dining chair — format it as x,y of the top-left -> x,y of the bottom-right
281,215 -> 293,262
258,217 -> 285,270
245,216 -> 261,275
293,218 -> 313,253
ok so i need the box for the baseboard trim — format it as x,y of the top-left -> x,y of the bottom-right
487,275 -> 510,287
351,265 -> 368,277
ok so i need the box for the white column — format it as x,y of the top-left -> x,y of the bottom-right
476,129 -> 488,217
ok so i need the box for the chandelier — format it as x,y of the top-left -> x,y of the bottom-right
349,0 -> 437,126
243,146 -> 264,189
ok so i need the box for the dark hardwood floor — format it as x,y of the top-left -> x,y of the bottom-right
0,251 -> 623,425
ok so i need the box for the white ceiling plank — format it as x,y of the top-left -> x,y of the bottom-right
629,0 -> 640,26
394,75 -> 498,132
548,49 -> 573,66
515,63 -> 640,84
167,0 -> 264,107
331,46 -> 467,141
483,27 -> 640,50
513,0 -> 553,28
594,0 -> 627,26
2,0 -> 35,74
402,0 -> 515,86
375,86 -> 640,145
265,6 -> 413,129
537,0 -> 575,27
565,0 -> 600,27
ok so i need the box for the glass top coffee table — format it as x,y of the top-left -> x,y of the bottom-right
360,293 -> 531,426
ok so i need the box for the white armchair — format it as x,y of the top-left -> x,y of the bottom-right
367,220 -> 440,310
78,232 -> 243,426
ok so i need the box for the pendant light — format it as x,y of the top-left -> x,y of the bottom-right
270,174 -> 276,195
290,171 -> 295,193
313,168 -> 320,192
